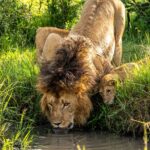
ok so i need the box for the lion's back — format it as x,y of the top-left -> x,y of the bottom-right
71,0 -> 123,40
71,0 -> 125,60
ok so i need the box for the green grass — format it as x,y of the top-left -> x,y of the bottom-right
0,49 -> 39,108
122,33 -> 150,62
0,49 -> 39,149
0,81 -> 33,150
0,35 -> 150,149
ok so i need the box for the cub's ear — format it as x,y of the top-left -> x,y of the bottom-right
40,95 -> 47,115
42,33 -> 64,61
108,79 -> 116,86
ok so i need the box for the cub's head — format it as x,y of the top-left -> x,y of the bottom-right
99,74 -> 117,104
40,91 -> 92,130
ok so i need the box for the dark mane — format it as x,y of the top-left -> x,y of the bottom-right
38,36 -> 91,93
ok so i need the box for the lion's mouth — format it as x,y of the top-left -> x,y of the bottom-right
53,123 -> 74,133
68,122 -> 74,129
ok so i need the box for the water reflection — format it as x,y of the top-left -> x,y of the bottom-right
32,130 -> 147,150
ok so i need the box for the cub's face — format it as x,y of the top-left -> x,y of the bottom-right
99,74 -> 116,104
40,92 -> 77,130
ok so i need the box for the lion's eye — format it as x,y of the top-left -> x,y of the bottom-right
106,89 -> 111,93
48,103 -> 53,109
63,102 -> 70,108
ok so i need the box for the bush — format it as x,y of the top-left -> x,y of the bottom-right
44,0 -> 84,29
123,0 -> 150,34
0,0 -> 33,47
0,0 -> 84,48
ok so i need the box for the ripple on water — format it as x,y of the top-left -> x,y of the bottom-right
32,131 -> 146,150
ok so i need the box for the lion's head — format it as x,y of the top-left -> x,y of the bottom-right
40,91 -> 93,129
37,35 -> 97,130
99,74 -> 117,104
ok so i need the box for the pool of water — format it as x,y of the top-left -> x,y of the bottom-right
32,129 -> 148,150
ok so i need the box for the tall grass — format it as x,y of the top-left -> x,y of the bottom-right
0,81 -> 33,149
123,33 -> 150,62
0,49 -> 39,112
0,49 -> 39,149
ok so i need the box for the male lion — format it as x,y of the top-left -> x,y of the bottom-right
36,0 -> 125,130
99,57 -> 150,104
37,36 -> 113,129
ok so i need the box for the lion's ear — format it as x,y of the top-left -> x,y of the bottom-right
40,94 -> 47,114
42,33 -> 63,61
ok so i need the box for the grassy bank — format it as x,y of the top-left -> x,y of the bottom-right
89,62 -> 150,134
0,35 -> 150,149
0,49 -> 38,149
88,34 -> 150,134
88,34 -> 150,135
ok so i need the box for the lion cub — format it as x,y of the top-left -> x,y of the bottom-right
99,57 -> 150,104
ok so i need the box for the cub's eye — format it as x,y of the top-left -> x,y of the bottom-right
63,102 -> 70,107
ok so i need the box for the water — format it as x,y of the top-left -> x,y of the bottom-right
32,129 -> 149,150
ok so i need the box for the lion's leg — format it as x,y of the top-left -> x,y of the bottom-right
35,27 -> 69,63
113,4 -> 125,66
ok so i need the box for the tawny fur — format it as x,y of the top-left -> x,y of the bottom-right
37,35 -> 114,94
35,27 -> 69,63
99,57 -> 150,104
36,0 -> 125,127
36,35 -> 113,126
36,0 -> 125,66
71,0 -> 125,66
40,91 -> 93,126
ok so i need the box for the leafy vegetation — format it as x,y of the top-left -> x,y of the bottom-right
0,0 -> 83,49
123,0 -> 150,33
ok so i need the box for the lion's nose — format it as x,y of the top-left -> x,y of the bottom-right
53,122 -> 61,126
